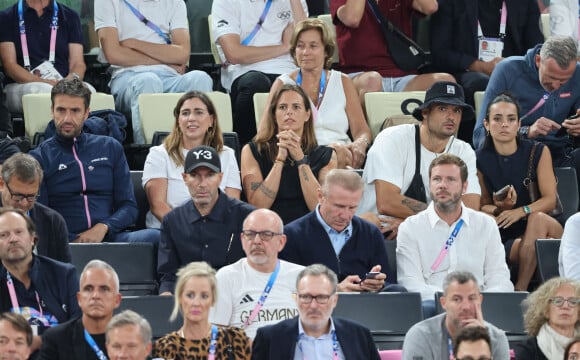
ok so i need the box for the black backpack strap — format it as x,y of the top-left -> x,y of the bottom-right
413,124 -> 421,176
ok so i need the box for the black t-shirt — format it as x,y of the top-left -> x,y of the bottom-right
11,275 -> 58,334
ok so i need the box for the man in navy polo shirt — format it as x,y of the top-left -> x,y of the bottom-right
0,0 -> 94,113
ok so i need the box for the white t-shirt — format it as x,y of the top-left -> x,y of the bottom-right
550,0 -> 580,54
141,145 -> 241,228
209,258 -> 304,339
279,70 -> 350,145
211,0 -> 308,90
358,124 -> 481,215
94,0 -> 188,76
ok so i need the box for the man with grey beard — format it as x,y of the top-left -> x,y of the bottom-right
396,154 -> 512,306
209,209 -> 303,339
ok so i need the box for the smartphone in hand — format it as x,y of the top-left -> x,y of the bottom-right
364,272 -> 381,280
493,184 -> 511,201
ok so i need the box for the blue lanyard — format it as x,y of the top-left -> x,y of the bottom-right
121,0 -> 171,44
298,329 -> 339,360
242,260 -> 280,328
296,69 -> 327,109
430,219 -> 464,273
208,325 -> 218,360
18,0 -> 59,69
84,329 -> 108,360
447,336 -> 453,360
241,0 -> 273,46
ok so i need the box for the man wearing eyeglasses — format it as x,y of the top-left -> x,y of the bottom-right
158,145 -> 255,295
282,168 -> 403,292
252,264 -> 380,359
453,326 -> 493,360
401,271 -> 509,360
209,208 -> 304,339
0,153 -> 70,263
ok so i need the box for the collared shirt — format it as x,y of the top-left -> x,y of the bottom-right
396,202 -> 513,300
314,205 -> 352,256
294,317 -> 344,360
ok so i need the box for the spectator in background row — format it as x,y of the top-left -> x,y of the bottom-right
565,336 -> 580,360
0,0 -> 96,115
453,326 -> 493,360
0,75 -> 13,138
252,264 -> 381,360
330,0 -> 455,105
515,277 -> 580,359
142,91 -> 241,229
429,0 -> 543,143
241,85 -> 336,224
0,153 -> 71,263
474,36 -> 580,191
560,213 -> 580,280
94,0 -> 212,144
0,208 -> 81,356
550,0 -> 580,55
282,169 -> 403,292
30,78 -> 160,245
106,310 -> 152,360
40,260 -> 121,360
0,312 -> 33,360
397,154 -> 513,307
477,94 -> 562,291
259,18 -> 371,169
358,81 -> 480,239
210,209 -> 304,339
158,146 -> 255,295
153,262 -> 251,359
402,271 -> 510,360
211,0 -> 307,145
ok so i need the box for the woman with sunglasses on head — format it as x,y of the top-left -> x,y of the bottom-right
515,277 -> 580,359
476,93 -> 563,291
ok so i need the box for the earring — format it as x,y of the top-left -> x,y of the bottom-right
486,129 -> 490,136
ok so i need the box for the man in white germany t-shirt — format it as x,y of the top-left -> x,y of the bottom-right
210,208 -> 304,339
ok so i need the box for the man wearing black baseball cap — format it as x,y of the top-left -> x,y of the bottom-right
357,81 -> 481,239
158,145 -> 255,295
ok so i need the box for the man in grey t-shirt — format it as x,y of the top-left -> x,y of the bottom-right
402,271 -> 509,360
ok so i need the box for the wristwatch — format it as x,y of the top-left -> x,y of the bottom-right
523,205 -> 532,215
294,155 -> 310,167
519,126 -> 530,139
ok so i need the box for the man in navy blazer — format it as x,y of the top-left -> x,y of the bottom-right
281,169 -> 403,292
429,0 -> 543,142
252,264 -> 380,360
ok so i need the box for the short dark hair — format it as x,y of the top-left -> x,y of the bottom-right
429,153 -> 468,184
442,271 -> 479,296
453,326 -> 492,357
564,336 -> 580,359
0,208 -> 36,237
51,78 -> 91,109
0,312 -> 33,346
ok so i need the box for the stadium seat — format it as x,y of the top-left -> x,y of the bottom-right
364,91 -> 424,139
22,92 -> 115,139
535,239 -> 561,283
317,14 -> 340,65
130,170 -> 149,231
384,239 -> 397,283
70,242 -> 158,295
554,167 -> 579,223
333,292 -> 423,350
151,131 -> 241,167
541,13 -> 550,40
115,295 -> 180,339
379,350 -> 402,360
208,14 -> 221,64
138,92 -> 233,144
474,91 -> 485,119
253,92 -> 269,129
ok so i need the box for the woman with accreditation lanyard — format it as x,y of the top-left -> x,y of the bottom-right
258,18 -> 371,169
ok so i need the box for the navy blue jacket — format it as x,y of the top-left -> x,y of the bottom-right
430,0 -> 543,74
0,255 -> 80,323
252,317 -> 380,360
281,211 -> 395,284
30,132 -> 137,240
